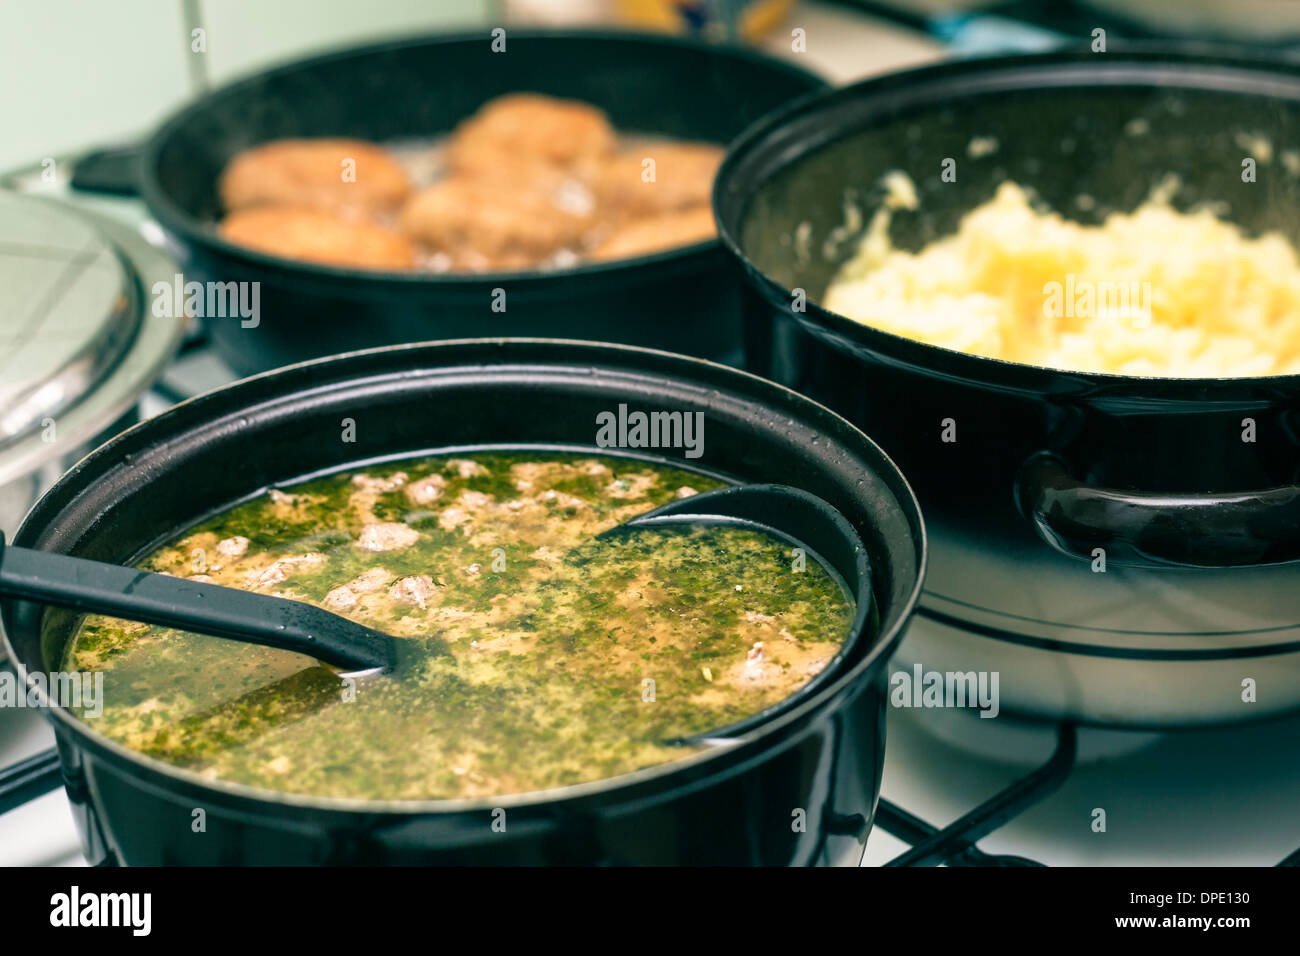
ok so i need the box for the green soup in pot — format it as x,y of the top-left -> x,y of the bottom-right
63,451 -> 855,800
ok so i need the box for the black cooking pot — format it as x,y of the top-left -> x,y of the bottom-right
715,49 -> 1300,726
74,30 -> 825,376
0,340 -> 924,865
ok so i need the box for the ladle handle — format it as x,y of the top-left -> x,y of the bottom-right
0,533 -> 392,671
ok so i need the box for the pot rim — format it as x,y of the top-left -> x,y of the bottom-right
712,44 -> 1300,398
2,337 -> 926,816
139,27 -> 827,290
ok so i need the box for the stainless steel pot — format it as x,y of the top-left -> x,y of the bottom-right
0,193 -> 183,557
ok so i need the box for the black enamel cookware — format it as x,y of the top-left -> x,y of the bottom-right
0,339 -> 924,865
715,49 -> 1300,726
75,30 -> 826,375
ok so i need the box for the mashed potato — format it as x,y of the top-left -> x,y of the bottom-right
822,178 -> 1300,377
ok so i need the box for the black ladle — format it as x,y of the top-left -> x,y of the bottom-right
0,484 -> 871,675
0,530 -> 397,672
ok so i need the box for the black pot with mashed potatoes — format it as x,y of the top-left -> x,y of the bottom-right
715,49 -> 1300,726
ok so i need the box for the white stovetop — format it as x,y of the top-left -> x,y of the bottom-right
863,685 -> 1300,866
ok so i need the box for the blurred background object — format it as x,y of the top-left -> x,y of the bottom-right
0,0 -> 951,171
10,1 -> 1300,174
837,0 -> 1300,49
507,0 -> 799,39
1082,0 -> 1300,42
0,0 -> 491,171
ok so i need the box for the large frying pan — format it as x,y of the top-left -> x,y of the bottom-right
72,30 -> 826,376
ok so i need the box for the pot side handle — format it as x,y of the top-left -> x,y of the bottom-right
69,143 -> 143,197
1014,451 -> 1300,569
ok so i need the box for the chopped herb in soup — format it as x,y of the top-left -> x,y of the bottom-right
64,452 -> 854,800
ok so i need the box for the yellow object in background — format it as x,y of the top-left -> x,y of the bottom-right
615,0 -> 796,39
824,180 -> 1300,378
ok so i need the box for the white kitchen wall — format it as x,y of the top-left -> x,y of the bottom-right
0,0 -> 492,171
196,0 -> 494,84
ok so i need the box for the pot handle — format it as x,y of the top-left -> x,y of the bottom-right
1014,451 -> 1300,569
68,143 -> 143,197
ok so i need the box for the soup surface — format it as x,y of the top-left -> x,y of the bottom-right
64,452 -> 853,800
